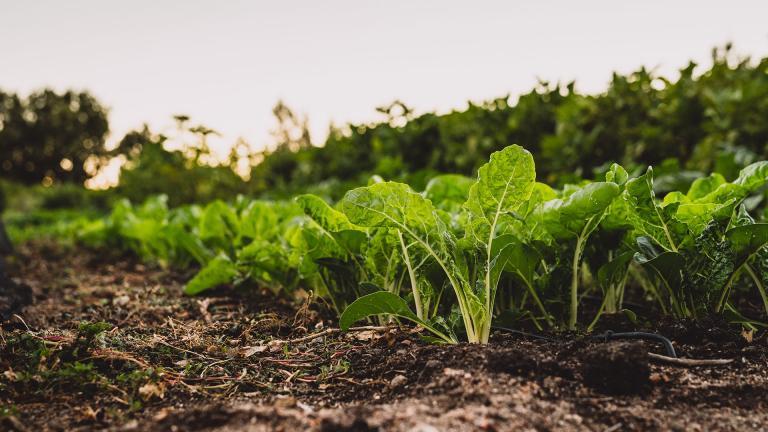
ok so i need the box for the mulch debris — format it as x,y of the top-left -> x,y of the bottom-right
1,243 -> 767,431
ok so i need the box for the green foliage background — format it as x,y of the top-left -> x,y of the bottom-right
249,46 -> 768,198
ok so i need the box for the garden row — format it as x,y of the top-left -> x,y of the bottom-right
57,145 -> 768,343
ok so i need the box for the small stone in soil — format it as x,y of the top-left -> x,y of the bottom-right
389,374 -> 408,389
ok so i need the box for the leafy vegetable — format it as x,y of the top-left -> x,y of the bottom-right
534,182 -> 620,329
185,254 -> 239,295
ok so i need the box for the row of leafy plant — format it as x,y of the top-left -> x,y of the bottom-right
55,145 -> 768,344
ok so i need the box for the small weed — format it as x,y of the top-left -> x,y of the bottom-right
0,405 -> 19,419
77,321 -> 112,340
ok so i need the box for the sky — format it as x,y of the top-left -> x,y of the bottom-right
3,0 -> 768,162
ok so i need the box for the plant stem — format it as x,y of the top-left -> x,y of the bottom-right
587,294 -> 608,332
744,263 -> 768,316
522,279 -> 552,327
569,231 -> 587,330
397,229 -> 423,320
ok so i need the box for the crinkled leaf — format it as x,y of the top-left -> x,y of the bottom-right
341,182 -> 444,235
465,145 -> 536,243
623,167 -> 685,252
687,173 -> 726,200
296,194 -> 360,233
423,174 -> 475,211
675,198 -> 738,236
535,182 -> 620,240
683,224 -> 734,314
296,194 -> 367,253
734,161 -> 768,192
726,223 -> 768,268
340,181 -> 466,333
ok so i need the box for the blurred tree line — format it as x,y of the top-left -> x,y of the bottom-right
2,45 -> 768,211
251,45 -> 768,194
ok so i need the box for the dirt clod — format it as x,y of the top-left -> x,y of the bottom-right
581,341 -> 650,394
389,374 -> 407,389
485,347 -> 539,375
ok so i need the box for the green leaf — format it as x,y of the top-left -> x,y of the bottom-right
675,199 -> 737,236
341,182 -> 445,236
465,145 -> 536,242
296,194 -> 367,254
515,182 -> 558,226
533,181 -> 619,329
687,173 -> 726,200
339,291 -> 456,343
362,229 -> 403,293
491,234 -> 540,288
184,254 -> 239,295
623,167 -> 684,252
423,174 -> 475,211
597,252 -> 633,302
239,200 -> 282,239
296,194 -> 360,233
684,225 -> 734,315
238,237 -> 297,290
662,191 -> 689,206
536,182 -> 620,240
199,200 -> 239,242
339,291 -> 420,330
726,223 -> 768,267
730,204 -> 755,228
605,163 -> 628,186
491,234 -> 551,325
635,250 -> 685,314
167,225 -> 213,265
734,161 -> 768,192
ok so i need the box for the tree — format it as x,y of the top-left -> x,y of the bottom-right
113,122 -> 248,206
0,88 -> 109,185
269,100 -> 311,152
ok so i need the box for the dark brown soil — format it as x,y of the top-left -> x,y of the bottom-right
1,243 -> 768,431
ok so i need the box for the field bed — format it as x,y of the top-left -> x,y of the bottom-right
1,243 -> 768,431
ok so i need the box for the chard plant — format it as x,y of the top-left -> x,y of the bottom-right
628,162 -> 768,319
294,193 -> 395,314
339,145 -> 536,343
531,181 -> 620,329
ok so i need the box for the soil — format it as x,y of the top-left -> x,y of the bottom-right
1,242 -> 768,431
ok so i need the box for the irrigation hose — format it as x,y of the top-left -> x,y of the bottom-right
589,330 -> 677,358
490,326 -> 555,341
491,327 -> 677,358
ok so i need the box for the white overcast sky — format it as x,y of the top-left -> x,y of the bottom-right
2,0 -> 768,155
